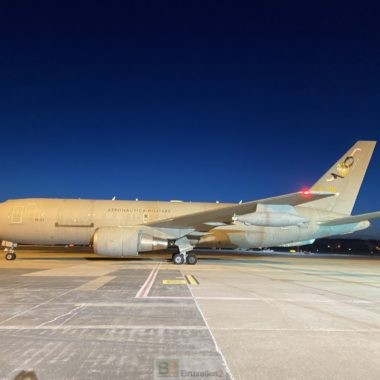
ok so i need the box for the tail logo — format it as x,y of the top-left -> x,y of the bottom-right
326,148 -> 361,182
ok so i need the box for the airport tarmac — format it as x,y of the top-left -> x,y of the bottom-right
0,248 -> 379,380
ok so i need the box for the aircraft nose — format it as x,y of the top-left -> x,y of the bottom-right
0,202 -> 7,236
0,202 -> 4,240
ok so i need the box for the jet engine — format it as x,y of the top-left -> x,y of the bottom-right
233,212 -> 308,227
93,226 -> 169,257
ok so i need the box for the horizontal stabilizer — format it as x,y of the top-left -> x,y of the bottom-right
148,191 -> 336,229
279,239 -> 316,247
320,211 -> 380,226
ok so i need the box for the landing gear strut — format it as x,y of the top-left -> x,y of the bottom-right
2,241 -> 17,261
171,237 -> 197,265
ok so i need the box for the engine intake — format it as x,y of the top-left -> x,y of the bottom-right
93,227 -> 169,257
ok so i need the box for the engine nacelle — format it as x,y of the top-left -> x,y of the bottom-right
93,227 -> 169,257
234,212 -> 308,227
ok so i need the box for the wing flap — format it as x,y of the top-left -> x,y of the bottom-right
147,191 -> 335,229
319,211 -> 380,226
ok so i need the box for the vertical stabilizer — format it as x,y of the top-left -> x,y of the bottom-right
304,141 -> 376,215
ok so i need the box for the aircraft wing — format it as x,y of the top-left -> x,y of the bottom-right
147,191 -> 335,230
319,211 -> 380,226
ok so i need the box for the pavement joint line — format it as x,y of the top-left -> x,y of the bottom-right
74,302 -> 195,307
135,263 -> 161,298
0,288 -> 76,325
229,265 -> 376,304
182,269 -> 235,380
143,296 -> 193,299
74,275 -> 116,291
194,297 -> 380,303
36,305 -> 84,328
211,328 -> 380,332
243,262 -> 380,290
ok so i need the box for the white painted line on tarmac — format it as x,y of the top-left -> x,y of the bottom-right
144,296 -> 193,299
195,297 -> 380,303
183,270 -> 235,380
135,263 -> 160,298
0,325 -> 208,330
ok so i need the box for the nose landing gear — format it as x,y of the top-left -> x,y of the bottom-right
2,241 -> 17,261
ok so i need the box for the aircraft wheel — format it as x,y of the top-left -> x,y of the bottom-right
186,253 -> 197,265
172,253 -> 184,265
5,252 -> 16,261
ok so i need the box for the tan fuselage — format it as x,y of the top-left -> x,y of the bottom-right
0,199 -> 228,245
0,198 -> 366,250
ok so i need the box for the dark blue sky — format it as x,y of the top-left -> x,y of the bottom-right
0,1 -> 379,218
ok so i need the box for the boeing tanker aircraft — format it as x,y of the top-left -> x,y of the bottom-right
1,141 -> 379,264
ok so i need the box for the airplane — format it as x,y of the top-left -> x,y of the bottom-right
1,141 -> 379,264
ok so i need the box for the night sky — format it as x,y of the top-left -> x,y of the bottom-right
0,2 -> 379,226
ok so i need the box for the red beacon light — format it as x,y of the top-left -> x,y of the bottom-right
300,188 -> 311,197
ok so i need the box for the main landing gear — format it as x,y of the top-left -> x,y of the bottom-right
2,241 -> 17,261
171,237 -> 197,265
172,252 -> 198,265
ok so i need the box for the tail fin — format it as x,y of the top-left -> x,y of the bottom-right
304,141 -> 376,215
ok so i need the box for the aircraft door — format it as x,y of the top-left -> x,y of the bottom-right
11,206 -> 24,224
